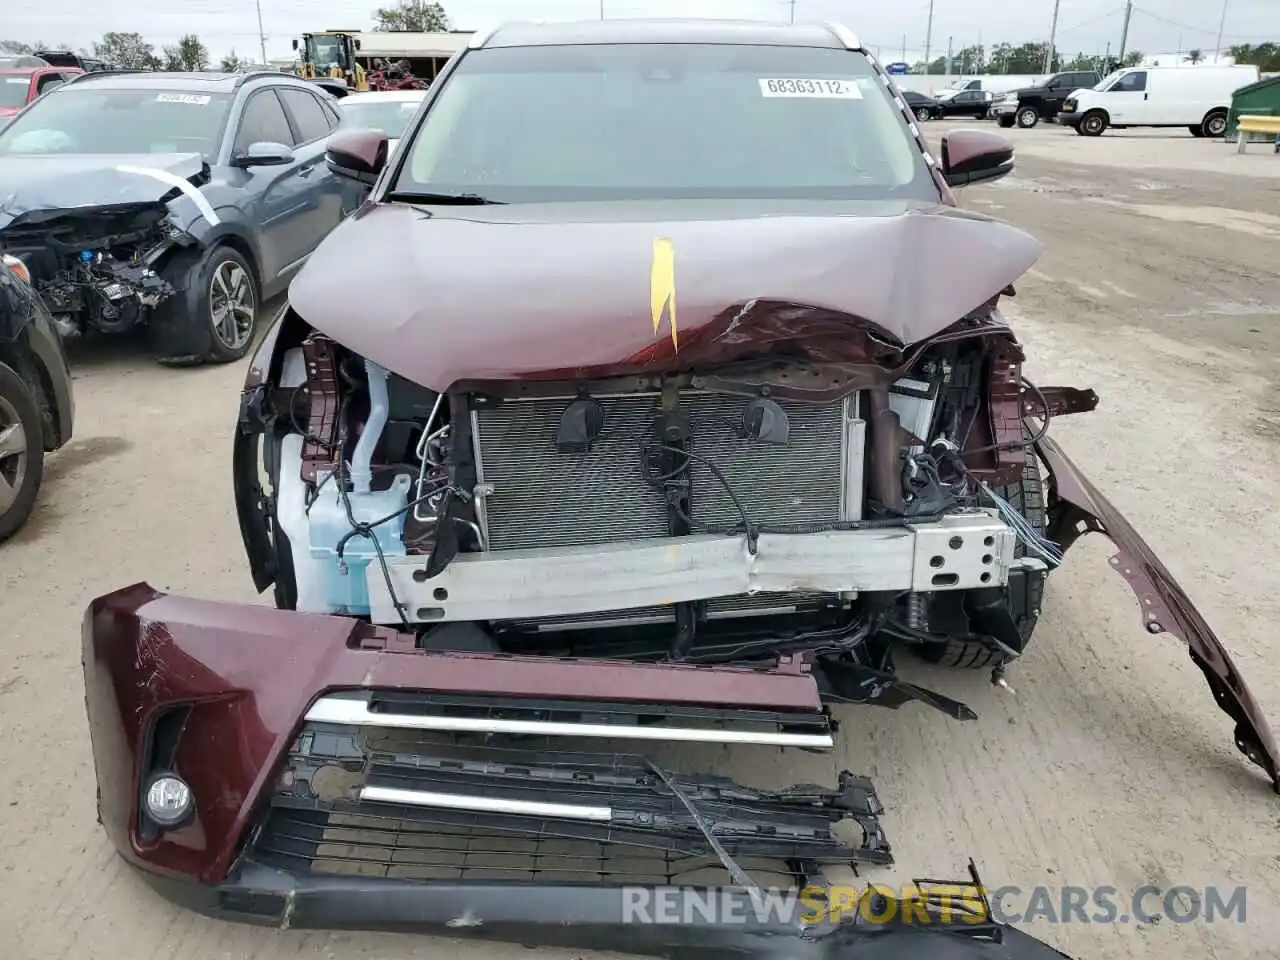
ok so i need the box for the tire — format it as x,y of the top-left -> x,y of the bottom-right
1016,106 -> 1039,129
0,362 -> 45,544
1201,109 -> 1228,139
1079,110 -> 1107,136
998,116 -> 1015,129
917,446 -> 1048,669
915,107 -> 931,122
151,245 -> 260,366
1188,124 -> 1205,138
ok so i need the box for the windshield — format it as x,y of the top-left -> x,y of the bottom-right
1,76 -> 31,109
308,36 -> 347,71
394,43 -> 935,203
0,88 -> 232,157
339,98 -> 423,137
1095,70 -> 1123,90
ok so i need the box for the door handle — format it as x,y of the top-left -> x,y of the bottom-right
1144,92 -> 1148,99
298,166 -> 315,178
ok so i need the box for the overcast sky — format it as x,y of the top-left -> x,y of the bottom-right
4,0 -> 1277,63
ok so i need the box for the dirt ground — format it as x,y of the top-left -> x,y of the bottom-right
2,125 -> 1279,960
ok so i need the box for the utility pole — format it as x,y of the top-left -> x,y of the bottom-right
789,0 -> 797,25
1117,0 -> 1133,65
1103,40 -> 1110,72
901,34 -> 907,63
1043,0 -> 1061,74
1213,0 -> 1229,63
254,0 -> 267,65
923,0 -> 935,74
945,36 -> 953,78
600,0 -> 605,20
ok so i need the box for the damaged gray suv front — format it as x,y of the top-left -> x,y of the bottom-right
0,70 -> 360,364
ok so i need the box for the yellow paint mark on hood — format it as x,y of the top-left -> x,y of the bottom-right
650,237 -> 677,352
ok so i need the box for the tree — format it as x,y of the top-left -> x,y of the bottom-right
1186,49 -> 1203,64
94,31 -> 161,70
0,40 -> 34,54
1228,43 -> 1280,72
1121,50 -> 1143,67
162,33 -> 209,71
372,0 -> 449,32
220,49 -> 248,73
956,43 -> 985,73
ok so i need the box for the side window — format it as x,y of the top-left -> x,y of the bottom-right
234,90 -> 295,153
36,73 -> 65,94
278,88 -> 333,142
1114,71 -> 1147,92
318,97 -> 340,130
1074,73 -> 1093,87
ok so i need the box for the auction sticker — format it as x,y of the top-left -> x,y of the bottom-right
156,93 -> 211,105
759,78 -> 862,99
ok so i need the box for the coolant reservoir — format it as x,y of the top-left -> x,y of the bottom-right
307,472 -> 412,615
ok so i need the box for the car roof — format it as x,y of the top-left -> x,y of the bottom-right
56,70 -> 316,93
480,18 -> 859,51
340,89 -> 428,104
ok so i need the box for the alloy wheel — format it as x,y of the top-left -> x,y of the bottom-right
1204,114 -> 1227,137
209,259 -> 256,353
0,396 -> 28,516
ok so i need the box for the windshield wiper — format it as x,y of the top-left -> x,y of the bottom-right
386,190 -> 506,205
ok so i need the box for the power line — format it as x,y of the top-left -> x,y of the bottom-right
1131,6 -> 1275,42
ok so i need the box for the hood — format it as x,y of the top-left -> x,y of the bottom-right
0,153 -> 212,232
289,199 -> 1042,392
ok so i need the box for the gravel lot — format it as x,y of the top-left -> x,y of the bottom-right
2,125 -> 1278,960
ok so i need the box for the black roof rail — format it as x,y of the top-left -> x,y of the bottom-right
60,68 -> 145,84
233,69 -> 304,88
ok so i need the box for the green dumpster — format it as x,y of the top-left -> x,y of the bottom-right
1227,75 -> 1280,141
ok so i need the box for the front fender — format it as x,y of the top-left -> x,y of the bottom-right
1036,434 -> 1279,792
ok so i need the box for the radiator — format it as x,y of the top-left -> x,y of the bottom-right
470,390 -> 863,626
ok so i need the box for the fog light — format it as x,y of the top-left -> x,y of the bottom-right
144,774 -> 193,827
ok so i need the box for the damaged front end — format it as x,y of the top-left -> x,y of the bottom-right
0,158 -> 209,337
83,192 -> 1276,954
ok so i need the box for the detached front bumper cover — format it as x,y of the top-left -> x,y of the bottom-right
82,586 -> 1073,957
1036,434 -> 1279,791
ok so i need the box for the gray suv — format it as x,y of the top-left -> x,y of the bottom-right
0,71 -> 361,364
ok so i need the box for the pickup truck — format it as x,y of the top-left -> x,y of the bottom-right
990,70 -> 1102,128
0,65 -> 83,120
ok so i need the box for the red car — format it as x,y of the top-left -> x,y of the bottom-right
0,66 -> 83,119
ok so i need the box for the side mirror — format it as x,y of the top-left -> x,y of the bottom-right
291,38 -> 299,51
233,141 -> 296,168
354,39 -> 362,50
941,129 -> 1014,188
326,127 -> 389,185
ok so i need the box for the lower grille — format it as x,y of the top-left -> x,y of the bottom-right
254,723 -> 891,887
473,392 -> 852,551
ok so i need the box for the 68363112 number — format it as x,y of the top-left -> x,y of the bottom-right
757,78 -> 863,99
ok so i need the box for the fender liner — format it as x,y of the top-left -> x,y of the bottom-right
1036,434 -> 1279,792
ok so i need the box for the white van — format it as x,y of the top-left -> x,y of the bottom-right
1057,64 -> 1260,137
